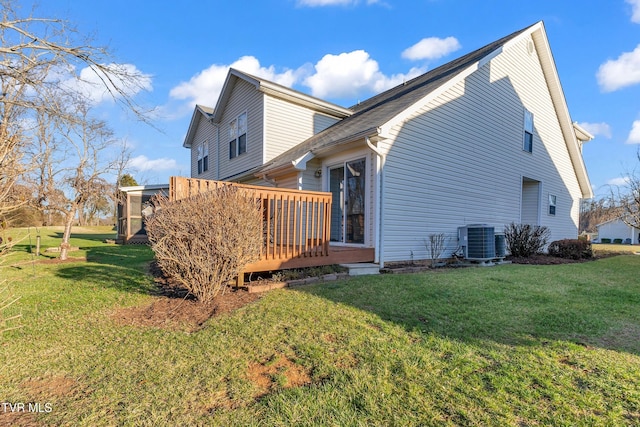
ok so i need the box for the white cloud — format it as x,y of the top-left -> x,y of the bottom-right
607,176 -> 631,186
627,119 -> 640,144
303,50 -> 425,99
169,56 -> 297,108
628,0 -> 640,23
597,44 -> 640,92
128,155 -> 178,172
402,37 -> 461,61
63,63 -> 153,105
577,122 -> 612,139
167,49 -> 428,117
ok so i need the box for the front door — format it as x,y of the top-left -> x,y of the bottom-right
329,158 -> 366,244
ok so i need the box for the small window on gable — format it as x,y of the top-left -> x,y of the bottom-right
548,194 -> 557,216
523,109 -> 533,153
229,112 -> 247,159
197,141 -> 209,174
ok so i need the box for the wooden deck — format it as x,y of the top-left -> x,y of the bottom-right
243,245 -> 375,272
169,177 -> 374,282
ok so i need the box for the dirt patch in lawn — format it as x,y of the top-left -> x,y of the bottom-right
247,353 -> 312,398
110,262 -> 261,332
21,375 -> 82,399
0,376 -> 85,427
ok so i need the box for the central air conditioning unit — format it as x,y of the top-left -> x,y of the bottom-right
458,224 -> 496,261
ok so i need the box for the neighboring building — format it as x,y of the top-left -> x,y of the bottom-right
596,218 -> 639,244
117,184 -> 169,244
183,21 -> 593,265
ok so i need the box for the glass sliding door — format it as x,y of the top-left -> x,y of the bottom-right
329,158 -> 366,244
329,167 -> 344,243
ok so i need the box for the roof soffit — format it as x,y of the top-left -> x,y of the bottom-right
529,22 -> 593,198
183,105 -> 214,148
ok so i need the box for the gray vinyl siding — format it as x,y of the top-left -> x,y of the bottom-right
264,95 -> 341,162
379,35 -> 582,262
275,172 -> 299,189
239,176 -> 276,187
300,158 -> 323,192
218,79 -> 264,180
190,115 -> 217,180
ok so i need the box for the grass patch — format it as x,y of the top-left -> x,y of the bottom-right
593,243 -> 640,255
1,228 -> 640,425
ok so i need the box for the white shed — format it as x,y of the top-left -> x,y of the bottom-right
596,218 -> 639,244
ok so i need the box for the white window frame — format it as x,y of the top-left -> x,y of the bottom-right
197,141 -> 209,174
548,194 -> 557,216
229,111 -> 247,159
523,109 -> 533,153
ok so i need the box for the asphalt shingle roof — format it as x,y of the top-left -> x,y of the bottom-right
260,23 -> 532,174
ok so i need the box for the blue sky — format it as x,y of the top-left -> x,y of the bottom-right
29,0 -> 640,198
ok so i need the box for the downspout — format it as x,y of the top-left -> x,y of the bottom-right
216,123 -> 220,180
366,136 -> 385,268
208,119 -> 220,181
262,174 -> 278,187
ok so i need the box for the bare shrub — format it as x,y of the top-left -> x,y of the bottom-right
145,186 -> 262,303
504,222 -> 550,258
425,233 -> 446,267
548,239 -> 593,260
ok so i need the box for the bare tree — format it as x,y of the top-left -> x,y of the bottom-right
610,151 -> 640,230
53,96 -> 123,260
0,0 -> 151,218
579,197 -> 620,234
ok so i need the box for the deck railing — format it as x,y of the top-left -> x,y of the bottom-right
169,176 -> 332,263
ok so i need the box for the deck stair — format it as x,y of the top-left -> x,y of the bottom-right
340,263 -> 381,276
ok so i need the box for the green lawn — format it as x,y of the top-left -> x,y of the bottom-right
1,227 -> 640,426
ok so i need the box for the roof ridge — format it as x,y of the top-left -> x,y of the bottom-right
349,23 -> 534,116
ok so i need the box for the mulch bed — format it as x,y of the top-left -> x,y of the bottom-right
110,262 -> 261,332
508,255 -> 582,265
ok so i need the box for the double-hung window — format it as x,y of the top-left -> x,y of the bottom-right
229,112 -> 247,159
523,109 -> 534,153
197,141 -> 209,174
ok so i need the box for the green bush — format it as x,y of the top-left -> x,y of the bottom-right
547,239 -> 593,260
504,222 -> 550,257
600,238 -> 611,244
613,238 -> 623,244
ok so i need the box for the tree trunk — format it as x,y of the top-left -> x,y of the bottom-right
77,202 -> 86,226
59,210 -> 76,260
